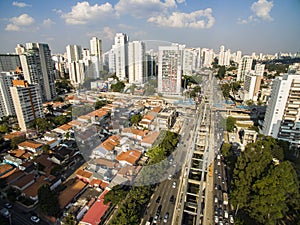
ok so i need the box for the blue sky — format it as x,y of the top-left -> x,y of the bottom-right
0,0 -> 299,55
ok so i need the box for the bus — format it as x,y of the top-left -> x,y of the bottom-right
223,192 -> 228,205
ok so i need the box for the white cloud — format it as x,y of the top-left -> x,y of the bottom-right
61,1 -> 114,25
5,14 -> 35,31
86,27 -> 116,40
148,8 -> 215,29
12,1 -> 31,8
115,0 -> 177,18
251,0 -> 273,21
238,0 -> 273,24
176,0 -> 185,3
43,18 -> 55,27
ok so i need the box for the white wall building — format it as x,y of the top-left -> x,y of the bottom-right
237,56 -> 253,81
128,41 -> 146,84
90,37 -> 103,72
262,74 -> 300,139
0,72 -> 15,117
10,80 -> 44,131
18,43 -> 56,101
114,33 -> 129,81
158,44 -> 184,95
182,48 -> 201,75
201,48 -> 214,68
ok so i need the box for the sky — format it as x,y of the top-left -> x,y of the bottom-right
0,0 -> 299,55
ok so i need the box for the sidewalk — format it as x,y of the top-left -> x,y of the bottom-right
203,164 -> 214,225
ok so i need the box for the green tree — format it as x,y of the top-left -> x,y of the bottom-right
111,81 -> 125,92
0,124 -> 9,133
249,161 -> 299,224
217,66 -> 226,79
38,184 -> 60,216
11,135 -> 26,149
221,142 -> 231,158
221,83 -> 231,99
226,116 -> 236,132
104,185 -> 128,205
130,114 -> 142,125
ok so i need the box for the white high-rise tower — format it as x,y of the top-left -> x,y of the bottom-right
90,37 -> 103,72
114,33 -> 129,81
158,44 -> 185,95
128,41 -> 146,84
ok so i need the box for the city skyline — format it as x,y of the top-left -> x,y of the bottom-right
0,0 -> 299,55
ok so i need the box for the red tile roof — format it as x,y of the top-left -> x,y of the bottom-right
141,131 -> 160,145
58,178 -> 87,209
18,140 -> 43,149
116,150 -> 142,165
80,190 -> 110,225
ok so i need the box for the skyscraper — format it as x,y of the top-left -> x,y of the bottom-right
0,72 -> 15,117
158,44 -> 185,95
0,53 -> 21,72
201,48 -> 214,68
237,56 -> 253,81
66,45 -> 85,86
262,74 -> 300,145
182,48 -> 201,75
18,43 -> 56,101
10,80 -> 44,131
66,45 -> 82,62
90,37 -> 103,72
114,33 -> 129,81
128,41 -> 146,84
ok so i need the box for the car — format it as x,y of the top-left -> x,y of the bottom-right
218,208 -> 223,216
31,216 -> 40,223
218,173 -> 221,179
4,202 -> 12,209
214,215 -> 219,223
156,205 -> 162,215
229,215 -> 234,223
219,220 -> 224,225
224,210 -> 228,219
168,174 -> 172,180
172,182 -> 176,188
170,195 -> 175,204
156,196 -> 161,203
153,214 -> 159,224
163,212 -> 169,223
214,196 -> 218,204
215,169 -> 218,174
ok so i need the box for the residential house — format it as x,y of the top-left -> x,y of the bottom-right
141,131 -> 160,148
18,140 -> 43,154
121,128 -> 148,140
116,149 -> 142,166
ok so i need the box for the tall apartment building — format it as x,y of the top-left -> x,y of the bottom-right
277,75 -> 300,146
182,48 -> 201,75
66,45 -> 85,86
158,44 -> 185,95
66,45 -> 82,62
201,48 -> 214,68
90,37 -> 103,72
0,72 -> 15,117
10,80 -> 44,131
128,41 -> 146,84
18,43 -> 56,101
108,48 -> 116,74
0,53 -> 21,72
218,45 -> 231,66
114,33 -> 129,81
243,73 -> 262,102
262,74 -> 300,145
237,56 -> 253,81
